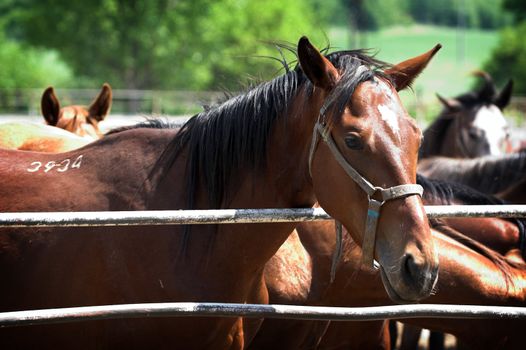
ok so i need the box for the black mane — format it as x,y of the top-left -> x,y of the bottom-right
154,49 -> 388,211
417,173 -> 506,206
419,151 -> 526,195
106,118 -> 181,135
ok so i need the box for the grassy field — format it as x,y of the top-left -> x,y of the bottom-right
328,25 -> 499,122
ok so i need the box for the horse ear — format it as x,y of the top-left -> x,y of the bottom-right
436,93 -> 462,111
88,83 -> 112,121
495,79 -> 513,110
41,87 -> 61,126
385,44 -> 442,91
297,36 -> 339,90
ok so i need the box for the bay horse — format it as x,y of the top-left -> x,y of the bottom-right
0,37 -> 439,349
250,176 -> 526,350
314,222 -> 526,350
419,72 -> 513,160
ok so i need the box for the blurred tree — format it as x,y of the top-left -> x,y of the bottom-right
407,0 -> 508,29
4,0 -> 325,90
341,0 -> 411,32
485,0 -> 526,93
0,37 -> 72,88
484,23 -> 526,93
503,0 -> 526,22
0,0 -> 72,90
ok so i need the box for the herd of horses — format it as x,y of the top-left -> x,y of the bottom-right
0,37 -> 525,349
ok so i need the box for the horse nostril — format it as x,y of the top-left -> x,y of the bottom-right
403,254 -> 421,282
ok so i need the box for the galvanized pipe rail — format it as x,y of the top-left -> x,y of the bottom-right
2,205 -> 526,228
2,205 -> 526,327
1,303 -> 526,328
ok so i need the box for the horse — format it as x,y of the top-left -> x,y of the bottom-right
316,222 -> 526,350
419,72 -> 513,160
417,174 -> 526,260
41,83 -> 112,139
249,176 -> 526,350
0,37 -> 439,349
0,121 -> 92,152
418,150 -> 526,203
0,84 -> 112,153
251,222 -> 526,349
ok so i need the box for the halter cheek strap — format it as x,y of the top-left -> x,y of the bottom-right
308,108 -> 423,271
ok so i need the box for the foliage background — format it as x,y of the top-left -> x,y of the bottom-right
0,0 -> 521,120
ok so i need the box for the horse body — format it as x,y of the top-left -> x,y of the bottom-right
418,152 -> 526,202
0,121 -> 91,152
0,38 -> 438,348
0,129 -> 260,348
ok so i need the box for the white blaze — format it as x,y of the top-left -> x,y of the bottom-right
472,105 -> 508,155
378,104 -> 401,141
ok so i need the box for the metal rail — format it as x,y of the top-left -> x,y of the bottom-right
2,205 -> 526,327
1,205 -> 526,228
1,302 -> 526,328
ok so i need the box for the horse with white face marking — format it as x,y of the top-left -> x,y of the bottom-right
419,71 -> 513,159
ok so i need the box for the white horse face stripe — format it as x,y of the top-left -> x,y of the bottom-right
378,104 -> 401,140
372,78 -> 402,142
472,105 -> 508,155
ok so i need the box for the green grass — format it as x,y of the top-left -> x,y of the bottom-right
328,25 -> 499,122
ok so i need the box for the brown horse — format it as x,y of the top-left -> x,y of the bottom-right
417,174 -> 526,260
0,38 -> 438,349
251,219 -> 526,350
317,223 -> 526,350
0,84 -> 112,153
250,176 -> 526,350
41,83 -> 112,139
418,150 -> 526,203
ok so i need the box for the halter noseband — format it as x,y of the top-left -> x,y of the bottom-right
308,72 -> 424,270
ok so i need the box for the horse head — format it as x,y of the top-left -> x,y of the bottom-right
41,83 -> 112,140
434,72 -> 513,157
299,37 -> 440,303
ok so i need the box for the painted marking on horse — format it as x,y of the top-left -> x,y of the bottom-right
472,105 -> 508,155
27,155 -> 83,173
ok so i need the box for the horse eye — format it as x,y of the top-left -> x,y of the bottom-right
345,134 -> 363,150
468,129 -> 481,139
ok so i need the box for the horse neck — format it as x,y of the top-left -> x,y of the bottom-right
148,91 -> 321,275
430,229 -> 526,305
420,115 -> 459,159
264,92 -> 320,208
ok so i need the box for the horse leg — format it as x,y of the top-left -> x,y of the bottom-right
429,331 -> 445,350
388,321 -> 398,348
399,324 -> 422,350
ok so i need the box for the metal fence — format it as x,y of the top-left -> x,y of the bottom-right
2,87 -> 526,119
1,205 -> 526,327
0,88 -> 225,116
